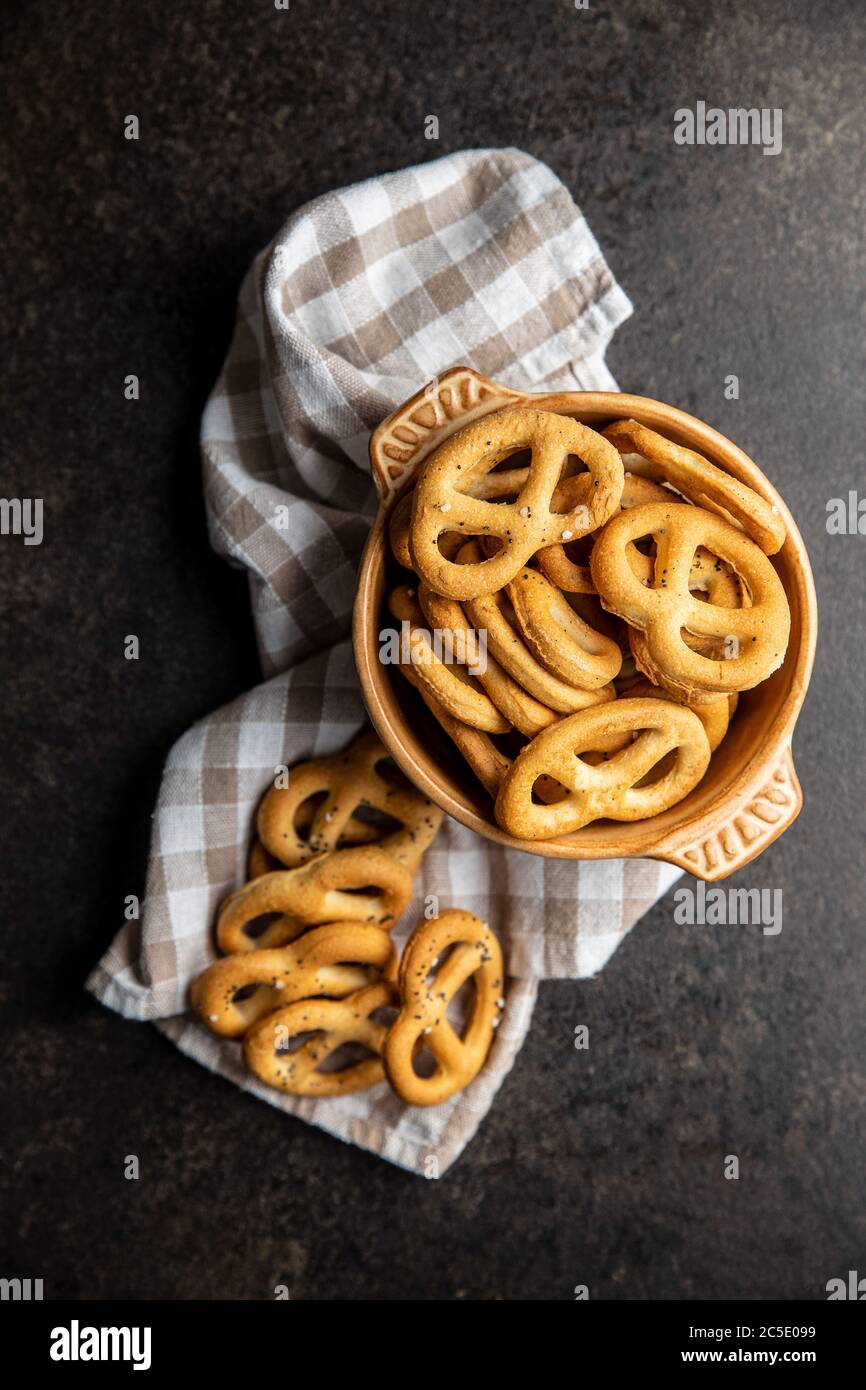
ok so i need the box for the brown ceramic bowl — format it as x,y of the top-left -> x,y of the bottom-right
353,368 -> 817,881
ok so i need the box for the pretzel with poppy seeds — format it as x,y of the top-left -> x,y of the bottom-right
409,409 -> 624,600
384,910 -> 504,1107
495,697 -> 711,840
603,419 -> 786,555
244,981 -> 399,1096
257,728 -> 439,870
590,502 -> 790,698
216,845 -> 413,953
190,922 -> 398,1037
387,585 -> 510,733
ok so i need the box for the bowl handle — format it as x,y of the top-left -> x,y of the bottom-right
369,366 -> 524,507
656,742 -> 803,882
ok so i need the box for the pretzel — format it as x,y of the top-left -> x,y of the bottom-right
191,922 -> 397,1038
418,584 -> 558,737
495,697 -> 711,839
628,541 -> 745,687
590,502 -> 790,697
383,911 -> 504,1107
257,728 -> 437,869
604,419 -> 786,555
460,546 -> 618,715
216,845 -> 413,953
397,662 -> 512,796
244,981 -> 399,1096
388,469 -> 531,569
537,470 -> 672,593
506,566 -> 623,690
409,409 -> 624,600
248,838 -> 280,878
250,816 -> 378,879
628,679 -> 738,753
386,585 -> 509,733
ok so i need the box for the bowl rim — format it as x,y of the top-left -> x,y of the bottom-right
353,386 -> 817,877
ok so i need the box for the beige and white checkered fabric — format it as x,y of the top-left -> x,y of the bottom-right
88,148 -> 680,1174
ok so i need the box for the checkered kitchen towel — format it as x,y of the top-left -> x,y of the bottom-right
88,148 -> 681,1174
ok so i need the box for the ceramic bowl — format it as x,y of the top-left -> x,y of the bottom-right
353,368 -> 816,881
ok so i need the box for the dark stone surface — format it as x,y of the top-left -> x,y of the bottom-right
1,0 -> 863,1300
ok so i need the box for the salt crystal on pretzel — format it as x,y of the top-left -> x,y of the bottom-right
388,467 -> 531,569
536,470 -> 673,593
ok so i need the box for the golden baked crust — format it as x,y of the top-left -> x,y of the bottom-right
216,846 -> 413,953
409,409 -> 623,599
190,922 -> 397,1038
590,502 -> 790,697
257,727 -> 441,870
243,981 -> 399,1096
384,910 -> 504,1107
495,697 -> 711,839
387,584 -> 509,733
603,418 -> 786,554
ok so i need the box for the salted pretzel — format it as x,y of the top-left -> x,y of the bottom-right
604,419 -> 786,555
244,981 -> 399,1096
383,911 -> 504,1107
397,662 -> 512,796
460,547 -> 618,714
495,697 -> 711,840
628,679 -> 737,754
537,470 -> 673,593
409,409 -> 624,600
257,728 -> 438,870
250,815 -> 378,878
386,585 -> 509,734
418,584 -> 558,738
628,541 -> 745,687
628,544 -> 745,700
590,503 -> 790,697
191,922 -> 397,1038
216,845 -> 413,953
389,468 -> 531,569
506,566 -> 623,690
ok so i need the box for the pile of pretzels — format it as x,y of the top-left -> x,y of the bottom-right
189,730 -> 505,1106
387,409 -> 791,840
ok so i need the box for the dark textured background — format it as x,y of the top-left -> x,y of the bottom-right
2,0 -> 863,1301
